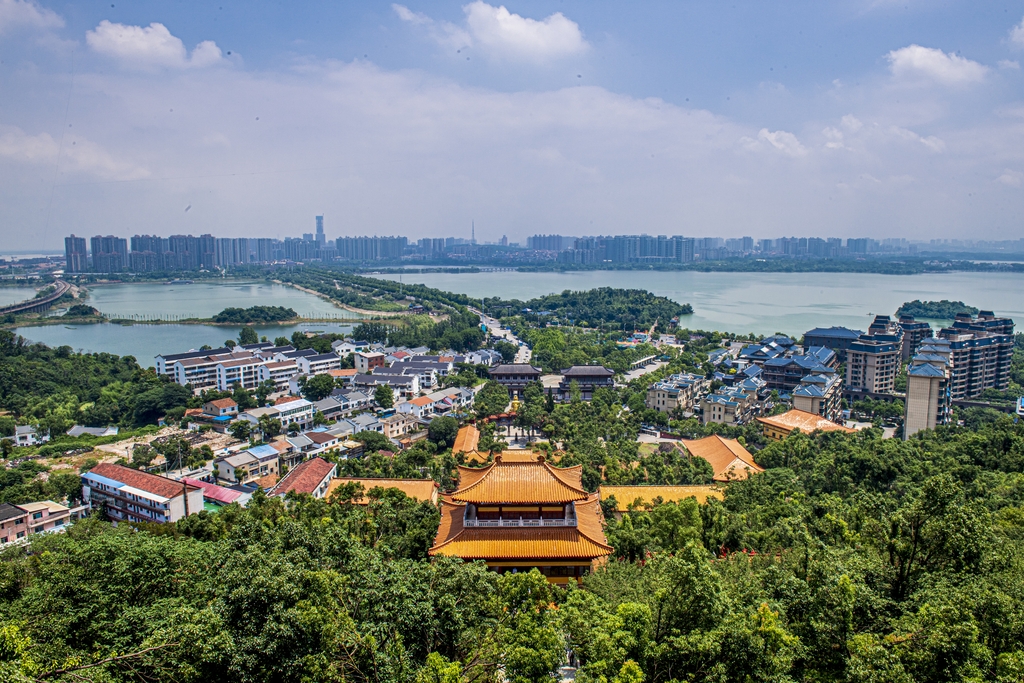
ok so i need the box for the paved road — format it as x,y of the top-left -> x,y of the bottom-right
471,307 -> 532,364
621,360 -> 667,384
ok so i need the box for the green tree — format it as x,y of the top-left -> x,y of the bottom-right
375,384 -> 395,409
301,373 -> 336,402
428,416 -> 459,449
229,420 -> 251,441
354,430 -> 391,453
475,381 -> 510,418
238,326 -> 259,345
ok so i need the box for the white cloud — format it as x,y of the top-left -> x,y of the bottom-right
998,59 -> 1020,70
0,0 -> 62,34
1011,16 -> 1024,48
841,115 -> 863,132
997,169 -> 1023,187
757,128 -> 807,156
0,124 -> 148,180
887,44 -> 988,85
394,1 -> 588,63
86,20 -> 224,69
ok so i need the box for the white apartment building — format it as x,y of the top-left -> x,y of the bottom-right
82,463 -> 203,524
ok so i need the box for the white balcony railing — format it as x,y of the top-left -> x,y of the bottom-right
464,518 -> 575,528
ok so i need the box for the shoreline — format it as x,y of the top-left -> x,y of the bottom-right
274,280 -> 410,317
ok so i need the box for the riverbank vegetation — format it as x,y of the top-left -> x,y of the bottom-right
212,305 -> 298,324
896,299 -> 979,319
482,287 -> 692,329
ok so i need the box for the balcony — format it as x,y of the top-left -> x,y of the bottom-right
464,518 -> 576,528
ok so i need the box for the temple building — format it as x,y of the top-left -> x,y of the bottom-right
429,453 -> 612,584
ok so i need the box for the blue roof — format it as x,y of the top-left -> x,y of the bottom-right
212,415 -> 232,423
909,364 -> 947,378
246,444 -> 280,458
804,326 -> 864,339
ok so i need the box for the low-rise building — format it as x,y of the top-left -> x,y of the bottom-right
557,365 -> 616,402
326,477 -> 440,505
701,388 -> 756,425
381,412 -> 419,439
352,373 -> 420,400
761,347 -> 837,393
260,360 -> 300,391
490,364 -> 543,396
82,463 -> 203,523
801,326 -> 864,361
680,435 -> 764,481
757,409 -> 855,441
598,485 -> 724,519
297,352 -> 342,376
214,444 -> 280,485
269,457 -> 337,499
0,503 -> 29,544
3,425 -> 48,447
354,351 -> 387,373
396,395 -> 438,420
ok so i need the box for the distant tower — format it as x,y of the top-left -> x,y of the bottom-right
471,221 -> 476,245
315,215 -> 325,247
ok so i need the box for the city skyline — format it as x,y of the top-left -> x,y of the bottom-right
2,1 -> 1024,249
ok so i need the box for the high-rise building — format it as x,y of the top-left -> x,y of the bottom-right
64,235 -> 87,273
845,317 -> 905,396
90,235 -> 128,273
315,215 -> 325,247
904,339 -> 952,439
937,311 -> 1015,399
897,315 -> 934,359
336,236 -> 407,261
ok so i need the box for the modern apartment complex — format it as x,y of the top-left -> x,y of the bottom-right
937,312 -> 1015,400
903,339 -> 953,439
845,316 -> 904,396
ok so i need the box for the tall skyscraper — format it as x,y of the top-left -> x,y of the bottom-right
90,235 -> 128,273
315,215 -> 325,247
64,235 -> 87,273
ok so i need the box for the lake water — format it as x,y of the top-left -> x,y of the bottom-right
373,270 -> 1024,337
0,286 -> 42,307
81,281 -> 361,320
13,321 -> 358,366
12,280 -> 362,365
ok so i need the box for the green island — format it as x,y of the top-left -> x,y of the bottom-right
211,305 -> 299,324
482,287 -> 692,328
1,277 -> 1024,683
896,299 -> 980,319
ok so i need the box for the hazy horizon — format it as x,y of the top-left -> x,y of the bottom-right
2,0 -> 1023,250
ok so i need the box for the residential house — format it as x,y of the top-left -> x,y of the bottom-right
259,360 -> 300,391
18,501 -> 75,535
381,413 -> 419,439
269,457 -> 337,499
0,504 -> 28,544
801,326 -> 864,362
82,463 -> 204,523
352,373 -> 419,400
297,352 -> 342,376
397,395 -> 438,420
701,388 -> 756,425
203,398 -> 238,418
354,351 -> 386,373
3,425 -> 48,447
181,477 -> 251,509
214,444 -> 281,485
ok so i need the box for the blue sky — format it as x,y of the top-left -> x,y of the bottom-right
1,0 -> 1023,248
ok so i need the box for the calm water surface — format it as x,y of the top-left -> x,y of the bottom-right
14,322 -> 357,367
13,280 -> 361,364
0,286 -> 42,307
374,270 -> 1024,336
82,281 -> 360,319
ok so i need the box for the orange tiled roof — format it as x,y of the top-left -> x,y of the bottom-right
328,369 -> 358,377
449,457 -> 587,504
253,473 -> 279,489
680,435 -> 764,482
208,398 -> 237,409
452,424 -> 480,455
326,477 -> 439,505
409,396 -> 434,406
757,409 -> 855,435
275,395 -> 302,405
429,494 -> 611,559
598,485 -> 724,511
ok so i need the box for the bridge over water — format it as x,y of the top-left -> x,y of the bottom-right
0,280 -> 71,316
